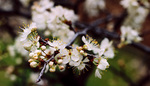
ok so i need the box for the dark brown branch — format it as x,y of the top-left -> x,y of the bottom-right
65,28 -> 88,49
113,10 -> 128,31
0,9 -> 31,19
131,42 -> 150,54
75,21 -> 150,54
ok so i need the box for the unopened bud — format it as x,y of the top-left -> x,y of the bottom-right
49,61 -> 54,67
44,30 -> 51,36
83,45 -> 88,50
80,50 -> 84,55
28,59 -> 34,63
29,52 -> 34,58
59,65 -> 64,70
45,49 -> 51,55
84,53 -> 87,56
49,67 -> 55,72
41,46 -> 46,51
35,50 -> 42,55
30,61 -> 38,68
33,54 -> 38,59
76,47 -> 83,51
58,59 -> 63,64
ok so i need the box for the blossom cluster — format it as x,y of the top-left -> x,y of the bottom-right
20,22 -> 114,79
32,0 -> 78,42
120,0 -> 149,44
4,0 -> 148,84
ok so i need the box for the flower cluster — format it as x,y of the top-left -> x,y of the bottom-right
20,23 -> 114,79
82,36 -> 114,78
32,0 -> 78,42
120,26 -> 142,44
120,0 -> 149,45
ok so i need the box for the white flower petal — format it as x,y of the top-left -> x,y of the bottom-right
71,56 -> 79,62
82,36 -> 87,44
95,69 -> 102,79
104,47 -> 114,58
83,57 -> 89,63
78,64 -> 85,70
97,58 -> 109,70
100,38 -> 109,50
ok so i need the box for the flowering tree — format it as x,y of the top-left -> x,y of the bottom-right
0,0 -> 150,86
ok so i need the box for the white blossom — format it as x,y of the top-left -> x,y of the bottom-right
22,36 -> 40,52
100,38 -> 114,58
120,0 -> 139,8
77,57 -> 89,70
70,49 -> 82,62
20,22 -> 37,42
121,26 -> 142,44
84,0 -> 106,17
95,58 -> 109,78
8,37 -> 29,57
48,40 -> 66,50
82,36 -> 100,54
59,49 -> 70,64
32,0 -> 54,30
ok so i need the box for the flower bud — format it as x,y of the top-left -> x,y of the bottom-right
83,45 -> 88,50
76,47 -> 83,51
41,46 -> 46,51
49,61 -> 54,67
84,53 -> 87,56
40,56 -> 45,59
35,50 -> 42,55
33,54 -> 38,59
58,59 -> 63,64
80,50 -> 84,55
59,65 -> 64,70
44,30 -> 51,36
28,59 -> 34,63
29,52 -> 34,58
30,61 -> 38,68
45,49 -> 51,55
49,67 -> 56,72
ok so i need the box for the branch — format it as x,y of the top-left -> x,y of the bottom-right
65,14 -> 114,49
36,55 -> 54,83
75,21 -> 150,54
131,42 -> 150,54
0,9 -> 31,19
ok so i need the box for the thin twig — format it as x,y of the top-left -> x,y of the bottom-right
65,28 -> 88,49
36,55 -> 54,83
